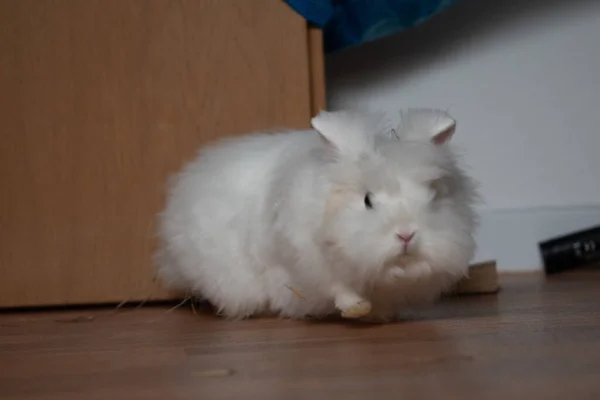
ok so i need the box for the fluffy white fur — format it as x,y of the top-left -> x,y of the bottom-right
155,108 -> 479,322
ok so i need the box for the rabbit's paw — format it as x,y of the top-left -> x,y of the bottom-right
333,285 -> 372,319
340,300 -> 372,319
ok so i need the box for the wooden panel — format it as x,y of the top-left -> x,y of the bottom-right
307,26 -> 327,115
0,0 -> 314,307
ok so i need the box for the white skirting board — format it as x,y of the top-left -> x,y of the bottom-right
473,205 -> 600,272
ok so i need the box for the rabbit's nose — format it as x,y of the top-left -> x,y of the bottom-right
396,231 -> 415,244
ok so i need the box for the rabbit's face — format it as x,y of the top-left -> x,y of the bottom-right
323,140 -> 477,277
313,109 -> 478,278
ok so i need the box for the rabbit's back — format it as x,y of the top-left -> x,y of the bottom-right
155,130 -> 320,317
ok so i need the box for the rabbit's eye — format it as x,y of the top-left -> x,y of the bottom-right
428,178 -> 446,199
364,192 -> 374,210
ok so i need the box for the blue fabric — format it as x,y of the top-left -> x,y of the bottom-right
284,0 -> 459,53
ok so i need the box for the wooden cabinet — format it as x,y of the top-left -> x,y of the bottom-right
0,0 -> 325,307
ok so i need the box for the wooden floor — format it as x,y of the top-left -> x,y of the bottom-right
1,271 -> 599,400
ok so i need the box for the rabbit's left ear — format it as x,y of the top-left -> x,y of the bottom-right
311,110 -> 374,158
399,108 -> 456,145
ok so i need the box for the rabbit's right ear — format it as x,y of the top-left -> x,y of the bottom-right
311,110 -> 373,158
399,108 -> 456,145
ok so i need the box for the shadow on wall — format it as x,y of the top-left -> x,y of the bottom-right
326,0 -> 597,96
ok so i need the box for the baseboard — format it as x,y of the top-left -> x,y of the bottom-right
473,205 -> 600,272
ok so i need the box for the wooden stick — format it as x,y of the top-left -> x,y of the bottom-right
452,260 -> 500,295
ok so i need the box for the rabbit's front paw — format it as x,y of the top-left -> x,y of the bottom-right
332,284 -> 372,319
340,300 -> 372,319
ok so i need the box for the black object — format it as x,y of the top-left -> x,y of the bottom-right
539,225 -> 600,274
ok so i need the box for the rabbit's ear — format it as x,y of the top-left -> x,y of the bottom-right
311,110 -> 374,158
399,108 -> 456,145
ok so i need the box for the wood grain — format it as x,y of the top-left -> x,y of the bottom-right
0,1 -> 319,307
1,272 -> 599,399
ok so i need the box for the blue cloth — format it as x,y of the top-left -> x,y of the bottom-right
284,0 -> 459,53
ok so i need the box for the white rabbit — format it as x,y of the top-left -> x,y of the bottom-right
155,108 -> 479,322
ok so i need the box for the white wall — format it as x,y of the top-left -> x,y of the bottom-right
326,0 -> 600,270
